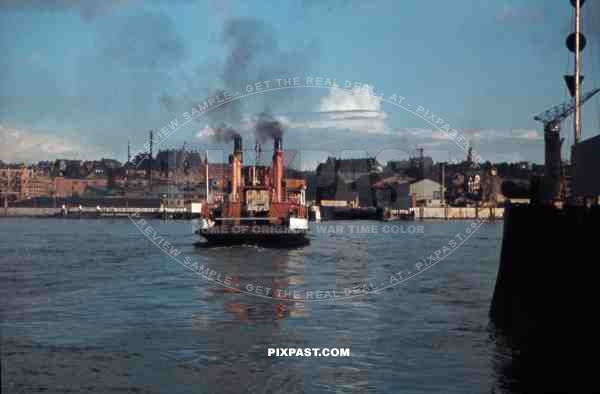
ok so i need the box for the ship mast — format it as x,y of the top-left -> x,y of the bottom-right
253,141 -> 259,186
533,1 -> 598,204
573,0 -> 582,145
205,150 -> 210,203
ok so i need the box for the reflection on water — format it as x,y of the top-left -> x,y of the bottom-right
0,218 -> 540,393
220,251 -> 308,323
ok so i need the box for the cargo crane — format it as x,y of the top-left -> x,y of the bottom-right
533,88 -> 600,202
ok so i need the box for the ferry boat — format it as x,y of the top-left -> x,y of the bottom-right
195,135 -> 309,247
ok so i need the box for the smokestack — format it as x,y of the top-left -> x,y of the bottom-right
235,135 -> 243,193
273,135 -> 283,203
273,135 -> 282,152
230,135 -> 243,202
230,153 -> 237,201
234,134 -> 243,154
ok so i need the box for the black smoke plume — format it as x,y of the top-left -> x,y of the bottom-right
211,122 -> 240,143
254,112 -> 284,143
222,18 -> 276,87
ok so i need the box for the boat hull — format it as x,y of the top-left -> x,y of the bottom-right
197,225 -> 310,247
489,204 -> 600,392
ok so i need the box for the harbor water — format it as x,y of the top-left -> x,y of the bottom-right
0,218 -> 523,393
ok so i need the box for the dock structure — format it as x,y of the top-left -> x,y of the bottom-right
1,206 -> 157,218
409,206 -> 503,220
0,198 -> 204,218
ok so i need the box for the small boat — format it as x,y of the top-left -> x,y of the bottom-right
196,134 -> 310,247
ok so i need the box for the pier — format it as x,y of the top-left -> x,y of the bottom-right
0,197 -> 202,219
409,206 -> 503,220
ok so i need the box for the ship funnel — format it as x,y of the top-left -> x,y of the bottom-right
234,134 -> 243,153
274,136 -> 282,152
273,136 -> 284,202
229,135 -> 243,202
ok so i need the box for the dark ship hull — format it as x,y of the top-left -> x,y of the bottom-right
491,203 -> 600,329
489,204 -> 600,392
197,225 -> 310,247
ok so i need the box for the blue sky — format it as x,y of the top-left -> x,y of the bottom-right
1,0 -> 599,166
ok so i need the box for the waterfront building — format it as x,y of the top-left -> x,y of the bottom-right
53,177 -> 108,198
409,179 -> 443,207
0,166 -> 53,199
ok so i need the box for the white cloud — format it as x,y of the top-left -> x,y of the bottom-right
195,125 -> 216,139
431,130 -> 450,140
471,128 -> 542,141
289,85 -> 389,134
320,85 -> 382,113
391,128 -> 541,143
386,128 -> 448,140
512,129 -> 542,140
0,124 -> 105,163
380,127 -> 542,145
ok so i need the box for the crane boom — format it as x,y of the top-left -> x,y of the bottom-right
532,87 -> 600,204
534,88 -> 600,126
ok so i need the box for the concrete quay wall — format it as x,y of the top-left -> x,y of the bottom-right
410,207 -> 504,220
